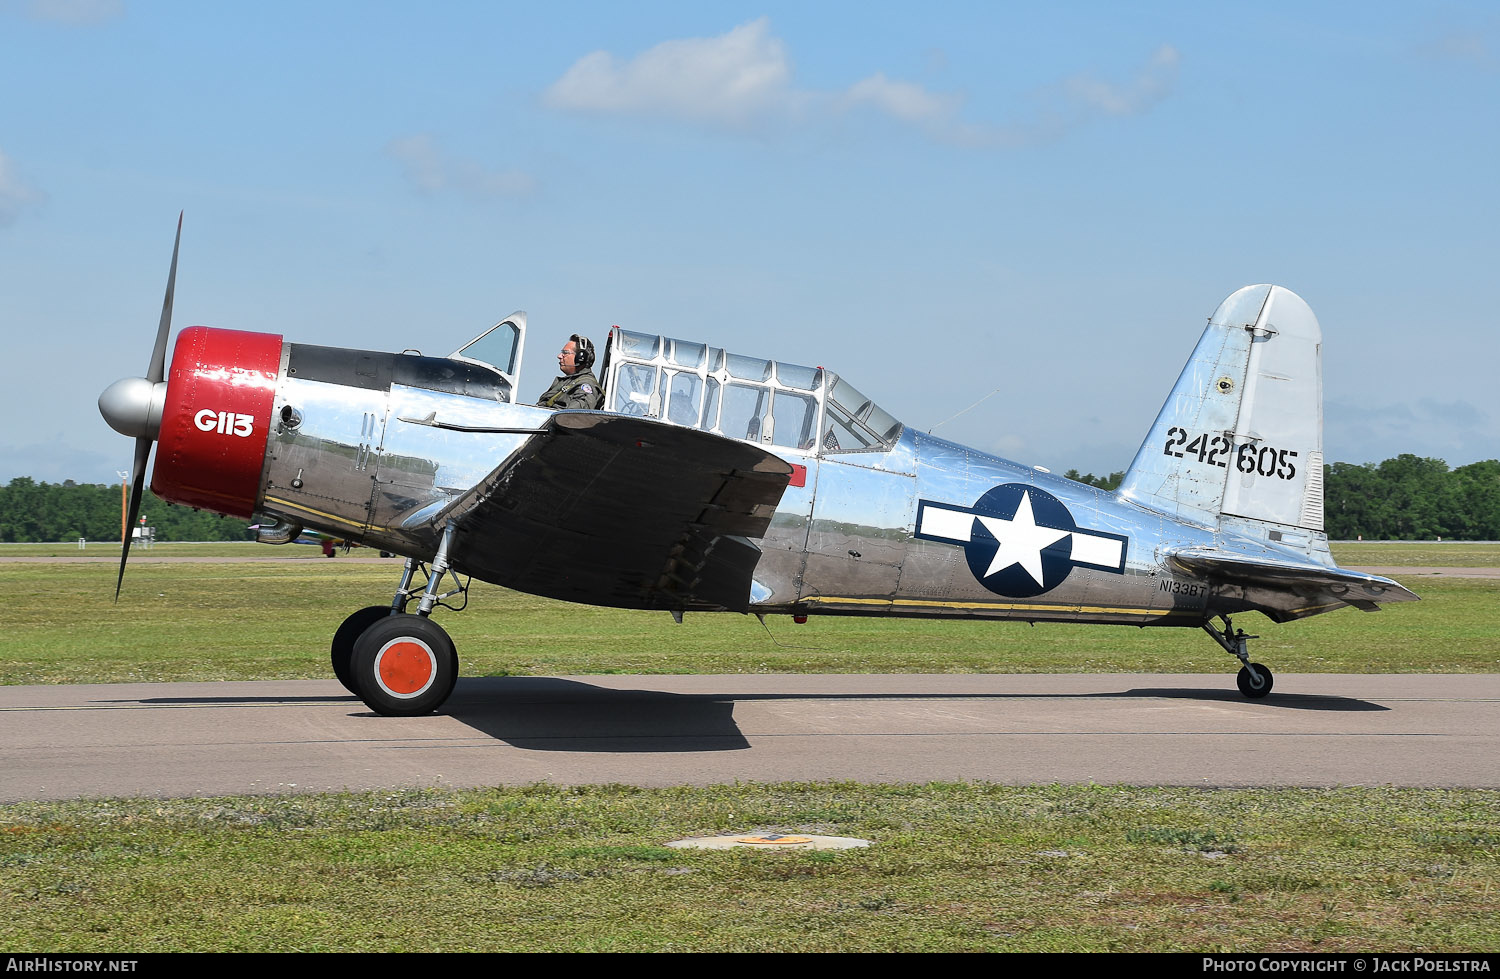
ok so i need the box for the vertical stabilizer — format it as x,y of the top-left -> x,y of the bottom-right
1119,285 -> 1324,534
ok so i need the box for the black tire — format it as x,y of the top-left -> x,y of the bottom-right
1236,663 -> 1274,699
351,615 -> 459,717
331,606 -> 394,694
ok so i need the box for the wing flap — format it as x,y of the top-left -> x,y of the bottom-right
437,412 -> 793,611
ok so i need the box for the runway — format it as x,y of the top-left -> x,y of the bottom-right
1,673 -> 1496,802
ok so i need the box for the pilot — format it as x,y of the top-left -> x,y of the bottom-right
537,334 -> 604,410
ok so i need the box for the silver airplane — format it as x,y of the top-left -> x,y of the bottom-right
99,219 -> 1418,716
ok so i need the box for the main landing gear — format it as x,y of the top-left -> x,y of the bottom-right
329,527 -> 468,717
1202,614 -> 1274,699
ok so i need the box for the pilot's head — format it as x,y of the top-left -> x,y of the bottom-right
559,334 -> 595,375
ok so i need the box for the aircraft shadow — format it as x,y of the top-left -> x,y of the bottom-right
111,678 -> 1388,754
443,679 -> 749,751
436,677 -> 1388,751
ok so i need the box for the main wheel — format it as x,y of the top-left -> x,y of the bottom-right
331,605 -> 394,694
1236,663 -> 1274,699
351,614 -> 459,716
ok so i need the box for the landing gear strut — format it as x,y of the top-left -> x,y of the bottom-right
1202,614 -> 1274,699
332,525 -> 468,716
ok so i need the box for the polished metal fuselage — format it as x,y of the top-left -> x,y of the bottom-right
254,347 -> 1272,628
746,427 -> 1227,627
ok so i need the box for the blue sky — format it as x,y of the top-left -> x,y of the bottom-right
2,0 -> 1496,485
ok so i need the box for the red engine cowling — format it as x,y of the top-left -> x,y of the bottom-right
151,326 -> 284,518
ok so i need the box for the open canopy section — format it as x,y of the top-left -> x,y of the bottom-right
600,328 -> 902,456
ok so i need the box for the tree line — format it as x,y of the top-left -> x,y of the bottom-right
1064,456 -> 1500,539
1,454 -> 1497,542
0,478 -> 252,543
1323,456 -> 1500,541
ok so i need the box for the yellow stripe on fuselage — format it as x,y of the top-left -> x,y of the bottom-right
801,596 -> 1194,618
261,495 -> 373,534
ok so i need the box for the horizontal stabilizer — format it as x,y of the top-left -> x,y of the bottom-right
1165,546 -> 1419,622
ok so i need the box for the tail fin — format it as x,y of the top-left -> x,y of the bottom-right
1119,284 -> 1325,536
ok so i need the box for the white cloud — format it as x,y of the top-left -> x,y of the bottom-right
544,17 -> 799,127
844,72 -> 959,124
544,21 -> 1178,149
0,148 -> 44,226
952,44 -> 1181,149
1062,45 -> 1179,117
386,134 -> 536,198
21,0 -> 123,25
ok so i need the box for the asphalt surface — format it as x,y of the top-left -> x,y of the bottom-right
1,673 -> 1496,802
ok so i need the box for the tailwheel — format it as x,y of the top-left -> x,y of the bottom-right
1203,614 -> 1274,700
351,614 -> 458,717
1236,663 -> 1274,699
331,605 -> 395,694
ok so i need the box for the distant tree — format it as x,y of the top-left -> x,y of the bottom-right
1054,457 -> 1499,541
1324,456 -> 1499,540
1063,469 -> 1124,491
1325,462 -> 1392,539
1451,460 -> 1500,540
0,478 -> 251,542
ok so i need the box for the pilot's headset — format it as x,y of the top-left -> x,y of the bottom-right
570,334 -> 596,371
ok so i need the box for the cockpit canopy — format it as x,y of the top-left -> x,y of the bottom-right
600,328 -> 902,455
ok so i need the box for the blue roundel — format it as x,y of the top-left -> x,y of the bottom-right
964,484 -> 1078,598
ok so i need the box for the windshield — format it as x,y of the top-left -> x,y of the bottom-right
451,319 -> 521,376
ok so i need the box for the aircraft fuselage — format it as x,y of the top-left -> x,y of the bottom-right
254,355 -> 1233,628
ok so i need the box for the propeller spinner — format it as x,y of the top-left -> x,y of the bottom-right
98,213 -> 181,599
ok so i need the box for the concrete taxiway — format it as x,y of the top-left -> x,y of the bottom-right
1,673 -> 1495,802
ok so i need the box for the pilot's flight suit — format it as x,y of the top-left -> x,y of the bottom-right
537,370 -> 603,410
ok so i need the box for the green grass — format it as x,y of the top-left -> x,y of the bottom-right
2,783 -> 1496,952
1330,541 -> 1500,567
1,542 -> 1495,952
0,560 -> 1495,684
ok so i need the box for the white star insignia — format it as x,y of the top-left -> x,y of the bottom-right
973,490 -> 1070,585
913,488 -> 1128,594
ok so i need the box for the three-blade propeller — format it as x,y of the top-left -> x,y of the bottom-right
98,213 -> 181,599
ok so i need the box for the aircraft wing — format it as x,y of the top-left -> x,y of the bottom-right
1165,546 -> 1420,622
437,412 -> 793,612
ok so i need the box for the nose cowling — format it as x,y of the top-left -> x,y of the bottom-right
148,326 -> 285,518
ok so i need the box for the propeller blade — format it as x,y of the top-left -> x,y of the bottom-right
114,437 -> 152,600
147,212 -> 182,384
115,213 -> 181,599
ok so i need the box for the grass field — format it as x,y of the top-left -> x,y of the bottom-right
0,541 -> 1495,683
2,784 -> 1497,952
0,541 -> 1495,952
